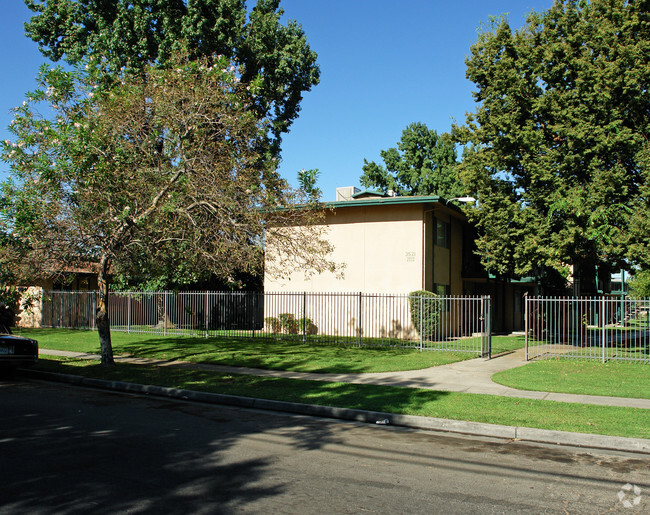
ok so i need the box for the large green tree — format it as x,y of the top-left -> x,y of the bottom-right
1,54 -> 334,365
454,0 -> 650,294
360,122 -> 463,198
23,0 -> 320,154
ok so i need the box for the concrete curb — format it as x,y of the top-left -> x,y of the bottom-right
23,368 -> 650,455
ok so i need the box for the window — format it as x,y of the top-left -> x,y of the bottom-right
434,283 -> 450,297
435,218 -> 451,249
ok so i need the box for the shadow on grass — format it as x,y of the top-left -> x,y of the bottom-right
490,335 -> 525,356
24,328 -> 477,373
34,358 -> 452,415
115,335 -> 472,374
30,358 -> 650,439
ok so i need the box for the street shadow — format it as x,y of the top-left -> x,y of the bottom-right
2,380 -> 648,514
1,381 -> 349,513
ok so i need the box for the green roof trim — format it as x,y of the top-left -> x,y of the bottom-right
351,189 -> 387,198
324,195 -> 464,212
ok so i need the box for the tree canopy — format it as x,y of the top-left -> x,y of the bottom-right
24,0 -> 320,154
629,269 -> 650,299
454,0 -> 650,293
1,54 -> 334,364
360,122 -> 463,198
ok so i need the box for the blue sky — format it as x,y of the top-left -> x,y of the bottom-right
0,0 -> 552,200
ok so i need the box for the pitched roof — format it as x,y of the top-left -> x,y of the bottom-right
351,189 -> 387,199
324,195 -> 466,215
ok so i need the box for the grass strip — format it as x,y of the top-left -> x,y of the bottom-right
20,328 -> 491,373
33,357 -> 650,440
493,359 -> 650,399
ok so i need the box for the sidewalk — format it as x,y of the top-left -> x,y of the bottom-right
39,347 -> 650,410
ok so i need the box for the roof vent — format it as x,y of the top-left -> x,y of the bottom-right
336,186 -> 360,201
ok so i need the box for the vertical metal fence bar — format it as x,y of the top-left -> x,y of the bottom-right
357,292 -> 362,347
601,297 -> 606,363
419,294 -> 423,352
524,294 -> 529,361
163,292 -> 168,337
302,291 -> 307,343
205,291 -> 209,338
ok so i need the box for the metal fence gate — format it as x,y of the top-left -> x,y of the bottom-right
525,296 -> 650,363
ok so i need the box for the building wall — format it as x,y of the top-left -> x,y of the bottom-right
15,274 -> 99,328
265,203 -> 426,294
16,286 -> 44,328
450,217 -> 464,295
263,200 -> 470,338
424,209 -> 465,296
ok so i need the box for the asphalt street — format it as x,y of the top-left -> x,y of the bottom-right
1,378 -> 648,514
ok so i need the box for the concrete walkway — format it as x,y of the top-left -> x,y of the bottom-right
39,347 -> 650,410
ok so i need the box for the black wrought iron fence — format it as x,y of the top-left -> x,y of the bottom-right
38,290 -> 491,355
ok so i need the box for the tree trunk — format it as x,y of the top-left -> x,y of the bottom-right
96,255 -> 115,366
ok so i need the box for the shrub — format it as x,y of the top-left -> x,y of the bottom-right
408,290 -> 441,341
277,313 -> 299,334
297,316 -> 318,335
266,314 -> 317,335
264,316 -> 282,333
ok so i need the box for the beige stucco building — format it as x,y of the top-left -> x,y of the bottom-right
265,193 -> 467,295
265,190 -> 537,334
15,270 -> 98,329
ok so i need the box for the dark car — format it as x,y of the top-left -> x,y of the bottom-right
0,333 -> 38,368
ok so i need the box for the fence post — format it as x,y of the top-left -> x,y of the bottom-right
302,291 -> 307,343
127,292 -> 131,334
486,296 -> 492,358
205,291 -> 209,338
601,296 -> 606,363
358,292 -> 362,347
419,294 -> 423,352
164,291 -> 168,337
478,295 -> 483,357
524,292 -> 529,361
481,295 -> 491,358
251,291 -> 256,340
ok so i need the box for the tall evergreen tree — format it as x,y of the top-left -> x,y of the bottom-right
454,0 -> 650,293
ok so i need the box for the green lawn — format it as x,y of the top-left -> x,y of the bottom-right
32,356 -> 650,440
20,328 -> 482,373
493,359 -> 650,399
19,329 -> 648,402
489,334 -> 525,355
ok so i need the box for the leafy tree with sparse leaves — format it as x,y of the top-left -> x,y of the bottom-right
454,0 -> 650,293
1,53 -> 335,365
629,269 -> 650,299
361,122 -> 463,198
23,0 -> 320,155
